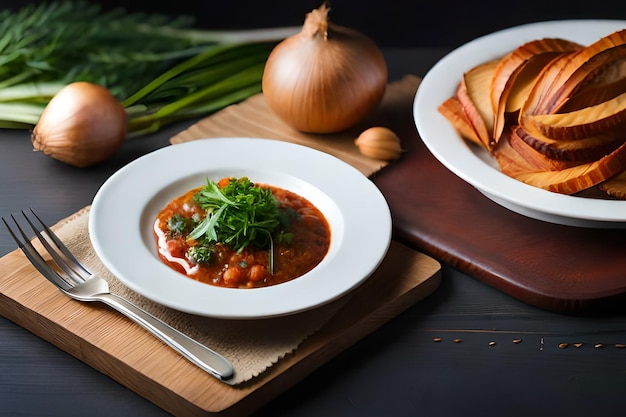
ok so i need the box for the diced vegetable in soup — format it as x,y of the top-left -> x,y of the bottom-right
153,177 -> 331,288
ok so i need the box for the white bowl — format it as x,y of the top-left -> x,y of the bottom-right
414,20 -> 626,228
89,138 -> 392,318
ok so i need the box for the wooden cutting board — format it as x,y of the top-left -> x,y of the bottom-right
0,234 -> 440,417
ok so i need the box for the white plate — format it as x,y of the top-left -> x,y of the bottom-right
89,138 -> 392,319
414,20 -> 626,228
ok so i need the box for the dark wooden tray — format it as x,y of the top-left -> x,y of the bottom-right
372,80 -> 626,313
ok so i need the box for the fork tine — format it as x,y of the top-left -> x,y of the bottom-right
23,209 -> 90,283
2,215 -> 73,292
28,209 -> 91,277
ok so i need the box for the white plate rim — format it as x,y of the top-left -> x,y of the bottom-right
89,138 -> 392,319
414,19 -> 626,227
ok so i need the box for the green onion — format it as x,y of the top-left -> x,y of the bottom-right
0,1 -> 298,135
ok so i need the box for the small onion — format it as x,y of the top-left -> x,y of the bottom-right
262,3 -> 387,134
32,81 -> 127,168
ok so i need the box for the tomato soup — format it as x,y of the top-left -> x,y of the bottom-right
153,178 -> 331,288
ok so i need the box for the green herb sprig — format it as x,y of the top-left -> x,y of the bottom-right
190,177 -> 284,253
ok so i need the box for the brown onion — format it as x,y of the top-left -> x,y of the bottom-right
262,3 -> 387,133
32,81 -> 127,168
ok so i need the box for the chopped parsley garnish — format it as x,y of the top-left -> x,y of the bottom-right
187,245 -> 214,264
189,177 -> 289,253
167,213 -> 191,236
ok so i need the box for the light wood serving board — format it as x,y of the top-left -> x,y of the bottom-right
0,240 -> 441,416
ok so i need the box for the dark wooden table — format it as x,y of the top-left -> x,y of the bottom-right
1,48 -> 625,417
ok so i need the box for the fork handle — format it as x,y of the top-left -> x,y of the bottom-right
97,293 -> 235,382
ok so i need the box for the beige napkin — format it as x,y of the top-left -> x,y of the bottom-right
170,74 -> 422,176
53,207 -> 347,385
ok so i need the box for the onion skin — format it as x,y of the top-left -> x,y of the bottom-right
32,81 -> 127,168
262,3 -> 387,134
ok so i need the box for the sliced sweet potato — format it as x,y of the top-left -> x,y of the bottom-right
518,51 -> 577,118
559,75 -> 626,113
521,29 -> 626,117
437,94 -> 482,146
555,46 -> 626,113
499,139 -> 626,194
521,90 -> 626,140
490,38 -> 581,142
493,131 -> 543,178
490,38 -> 581,111
458,59 -> 499,150
509,127 -> 590,170
503,55 -> 562,113
516,123 -> 626,162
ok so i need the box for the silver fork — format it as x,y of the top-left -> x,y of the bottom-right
2,209 -> 235,383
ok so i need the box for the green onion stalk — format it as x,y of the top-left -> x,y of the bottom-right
0,1 -> 298,135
